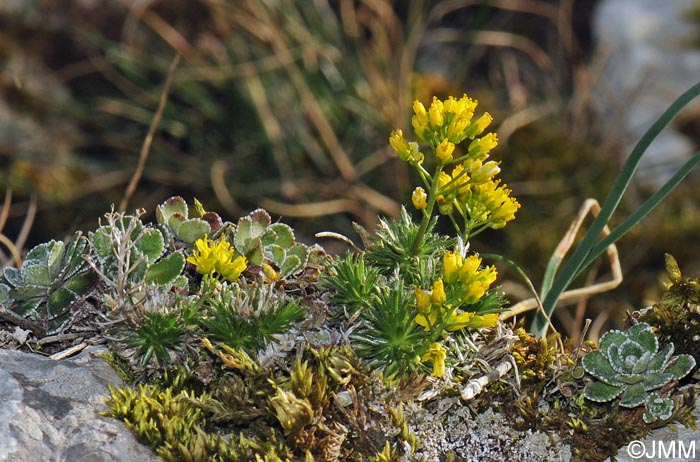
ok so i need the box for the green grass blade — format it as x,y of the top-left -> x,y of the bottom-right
532,82 -> 700,336
581,152 -> 700,270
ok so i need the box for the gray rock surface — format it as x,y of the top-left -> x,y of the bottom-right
593,0 -> 700,184
607,389 -> 700,462
0,347 -> 159,462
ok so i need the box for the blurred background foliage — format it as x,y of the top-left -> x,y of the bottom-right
1,0 -> 700,336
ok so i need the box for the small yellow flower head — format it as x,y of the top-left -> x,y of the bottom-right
434,252 -> 499,306
435,139 -> 455,165
415,288 -> 432,314
188,236 -> 217,274
431,278 -> 446,306
489,191 -> 521,229
422,342 -> 447,377
389,129 -> 409,158
460,263 -> 498,305
462,254 -> 482,275
217,254 -> 248,281
443,251 -> 463,285
447,113 -> 472,143
437,170 -> 452,193
413,99 -> 428,118
390,129 -> 423,165
464,179 -> 519,230
448,311 -> 474,330
187,236 -> 248,282
412,100 -> 430,141
412,187 -> 428,210
465,158 -> 500,184
444,95 -> 478,142
468,133 -> 499,160
465,313 -> 499,329
464,112 -> 493,139
429,97 -> 445,129
447,311 -> 499,331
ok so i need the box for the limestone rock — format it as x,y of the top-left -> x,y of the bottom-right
0,347 -> 159,462
610,390 -> 700,462
593,0 -> 700,184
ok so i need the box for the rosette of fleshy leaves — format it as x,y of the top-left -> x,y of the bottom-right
582,322 -> 696,423
389,94 -> 520,246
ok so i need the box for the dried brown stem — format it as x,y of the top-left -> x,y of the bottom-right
119,53 -> 181,212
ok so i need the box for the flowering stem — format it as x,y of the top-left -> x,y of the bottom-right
411,165 -> 443,256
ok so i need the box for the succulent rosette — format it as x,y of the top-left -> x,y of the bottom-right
582,322 -> 695,423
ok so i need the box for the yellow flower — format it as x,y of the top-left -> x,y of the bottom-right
390,129 -> 423,165
415,311 -> 438,331
429,97 -> 445,129
217,254 -> 248,281
414,278 -> 447,331
458,261 -> 498,305
412,100 -> 430,141
415,288 -> 432,314
443,251 -> 463,285
448,164 -> 470,199
461,254 -> 482,275
412,187 -> 428,210
436,166 -> 469,207
468,133 -> 498,160
187,236 -> 248,282
447,311 -> 498,331
422,342 -> 447,377
465,313 -> 499,329
488,190 -> 521,229
188,236 -> 218,274
464,112 -> 493,139
435,139 -> 455,165
389,129 -> 409,158
445,95 -> 478,142
431,278 -> 446,306
464,158 -> 500,184
441,252 -> 498,306
465,180 -> 520,230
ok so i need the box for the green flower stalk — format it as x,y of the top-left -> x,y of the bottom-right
389,94 -> 520,256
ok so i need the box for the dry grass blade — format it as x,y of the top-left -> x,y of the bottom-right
0,192 -> 37,268
501,198 -> 622,320
119,53 -> 181,212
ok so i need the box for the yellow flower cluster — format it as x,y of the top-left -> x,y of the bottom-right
464,180 -> 520,230
390,94 -> 520,238
411,95 -> 490,146
187,236 -> 248,282
443,251 -> 498,305
414,252 -> 499,333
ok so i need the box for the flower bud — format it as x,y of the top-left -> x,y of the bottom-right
412,187 -> 428,210
429,98 -> 444,129
464,112 -> 493,139
468,133 -> 498,159
431,278 -> 446,306
435,139 -> 455,165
